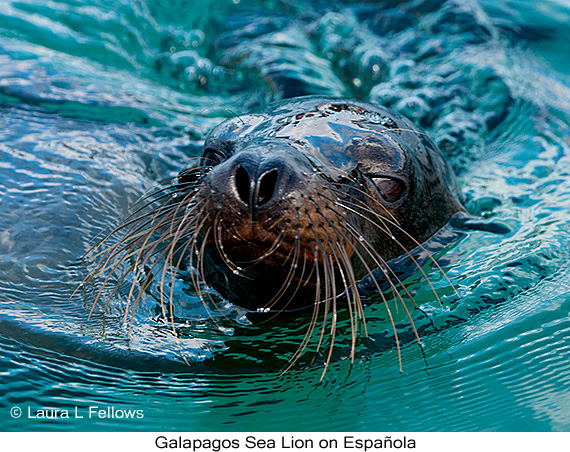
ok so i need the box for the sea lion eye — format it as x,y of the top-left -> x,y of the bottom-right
371,177 -> 406,203
178,167 -> 201,186
202,148 -> 226,166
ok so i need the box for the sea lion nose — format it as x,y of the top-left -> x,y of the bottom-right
235,165 -> 279,211
232,159 -> 281,214
222,151 -> 292,216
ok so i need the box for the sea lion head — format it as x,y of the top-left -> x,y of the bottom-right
178,96 -> 465,311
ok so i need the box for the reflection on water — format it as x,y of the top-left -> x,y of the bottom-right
1,0 -> 570,432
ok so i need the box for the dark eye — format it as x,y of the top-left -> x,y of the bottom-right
371,177 -> 406,203
178,167 -> 201,186
201,148 -> 226,166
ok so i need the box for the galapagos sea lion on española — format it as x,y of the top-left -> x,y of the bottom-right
83,96 -> 469,374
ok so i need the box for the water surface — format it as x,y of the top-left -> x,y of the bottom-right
1,0 -> 570,432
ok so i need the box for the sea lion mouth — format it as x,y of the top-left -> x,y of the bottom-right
197,173 -> 357,312
80,96 -> 468,378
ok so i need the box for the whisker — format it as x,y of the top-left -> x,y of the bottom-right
325,186 -> 460,302
281,248 -> 322,374
263,223 -> 303,311
337,218 -> 424,359
321,254 -> 338,382
304,204 -> 363,364
84,166 -> 205,252
307,194 -> 425,367
318,195 -> 430,351
324,194 -> 451,309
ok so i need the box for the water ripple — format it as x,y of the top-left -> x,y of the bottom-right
1,0 -> 570,432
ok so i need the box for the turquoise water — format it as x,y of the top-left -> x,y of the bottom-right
1,0 -> 570,432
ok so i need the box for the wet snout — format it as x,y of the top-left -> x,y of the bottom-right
234,157 -> 279,215
209,149 -> 301,218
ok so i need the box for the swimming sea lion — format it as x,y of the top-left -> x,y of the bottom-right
85,96 -> 466,373
188,96 -> 464,309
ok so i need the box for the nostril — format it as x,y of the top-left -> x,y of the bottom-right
235,165 -> 250,206
234,164 -> 279,211
257,169 -> 278,207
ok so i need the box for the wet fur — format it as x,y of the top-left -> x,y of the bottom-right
81,97 -> 465,379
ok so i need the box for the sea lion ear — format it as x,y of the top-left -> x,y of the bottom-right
449,213 -> 511,234
371,177 -> 406,203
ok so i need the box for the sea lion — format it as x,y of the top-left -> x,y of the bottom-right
188,96 -> 464,309
85,96 -> 466,373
